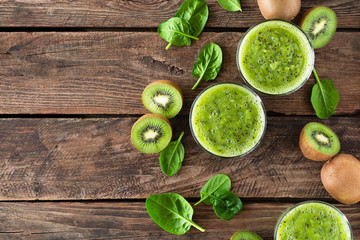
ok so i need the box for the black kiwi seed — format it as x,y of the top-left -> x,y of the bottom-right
300,6 -> 337,49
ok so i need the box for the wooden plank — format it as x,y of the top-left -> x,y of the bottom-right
0,0 -> 358,28
1,32 -> 359,115
0,116 -> 358,201
0,201 -> 358,239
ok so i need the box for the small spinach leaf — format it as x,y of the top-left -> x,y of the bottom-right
158,17 -> 199,50
146,193 -> 205,234
311,68 -> 339,119
203,190 -> 243,221
192,43 -> 223,90
159,132 -> 185,176
194,174 -> 231,206
175,0 -> 209,36
217,0 -> 242,12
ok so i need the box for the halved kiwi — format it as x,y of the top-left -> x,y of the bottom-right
142,80 -> 183,119
131,114 -> 172,154
231,230 -> 263,240
299,122 -> 340,161
300,6 -> 337,49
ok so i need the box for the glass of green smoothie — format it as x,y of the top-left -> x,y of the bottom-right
189,83 -> 266,158
237,20 -> 314,95
274,201 -> 353,240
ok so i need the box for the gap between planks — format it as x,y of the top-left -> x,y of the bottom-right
0,27 -> 359,33
0,113 -> 358,119
0,197 -> 352,204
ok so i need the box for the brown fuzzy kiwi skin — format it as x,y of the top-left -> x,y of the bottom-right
299,6 -> 325,28
144,80 -> 183,101
131,113 -> 172,150
321,154 -> 360,205
257,0 -> 301,21
299,124 -> 338,161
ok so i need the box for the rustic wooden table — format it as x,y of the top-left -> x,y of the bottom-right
0,0 -> 358,239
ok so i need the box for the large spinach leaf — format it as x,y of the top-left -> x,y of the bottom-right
311,68 -> 339,119
217,0 -> 242,12
159,132 -> 185,176
164,0 -> 208,50
203,189 -> 243,221
158,17 -> 199,50
146,193 -> 205,234
195,174 -> 231,206
192,43 -> 223,90
175,0 -> 209,36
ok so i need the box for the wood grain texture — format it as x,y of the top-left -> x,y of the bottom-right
0,0 -> 358,28
0,116 -> 358,201
1,32 -> 359,115
0,201 -> 358,239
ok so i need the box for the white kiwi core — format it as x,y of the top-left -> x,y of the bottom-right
315,132 -> 330,145
312,18 -> 327,36
153,94 -> 171,109
143,128 -> 160,141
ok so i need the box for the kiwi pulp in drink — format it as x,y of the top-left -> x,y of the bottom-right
299,122 -> 340,161
131,114 -> 172,153
142,80 -> 183,119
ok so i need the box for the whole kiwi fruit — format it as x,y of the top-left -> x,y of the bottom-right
321,154 -> 360,205
257,0 -> 301,21
299,122 -> 340,161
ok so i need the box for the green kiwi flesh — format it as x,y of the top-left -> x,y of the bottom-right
304,122 -> 340,156
231,230 -> 263,240
131,114 -> 172,153
300,6 -> 337,49
142,81 -> 183,119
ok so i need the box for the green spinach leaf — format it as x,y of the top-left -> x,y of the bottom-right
159,132 -> 185,176
217,0 -> 242,12
146,193 -> 205,234
203,190 -> 243,221
158,17 -> 199,50
194,174 -> 231,206
192,43 -> 223,90
311,68 -> 339,119
175,0 -> 209,36
165,0 -> 209,50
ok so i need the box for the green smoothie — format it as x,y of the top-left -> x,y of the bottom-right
190,83 -> 266,157
276,201 -> 352,240
237,20 -> 314,95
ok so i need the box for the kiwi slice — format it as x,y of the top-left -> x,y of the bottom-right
231,230 -> 263,240
300,6 -> 337,49
299,122 -> 340,161
142,80 -> 183,119
131,114 -> 172,154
